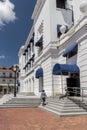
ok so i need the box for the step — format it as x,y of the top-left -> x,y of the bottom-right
46,101 -> 80,108
46,99 -> 78,104
46,103 -> 82,110
0,96 -> 41,108
47,98 -> 71,101
0,104 -> 39,108
39,107 -> 87,117
4,98 -> 41,104
39,97 -> 87,116
45,105 -> 86,113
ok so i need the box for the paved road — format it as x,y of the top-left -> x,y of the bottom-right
0,107 -> 87,130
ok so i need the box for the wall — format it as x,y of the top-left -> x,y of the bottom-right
78,32 -> 87,89
34,0 -> 51,52
72,0 -> 83,25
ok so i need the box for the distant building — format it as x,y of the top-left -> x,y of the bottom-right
18,0 -> 87,97
0,67 -> 19,94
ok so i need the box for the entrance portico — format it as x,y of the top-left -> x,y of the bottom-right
53,63 -> 80,96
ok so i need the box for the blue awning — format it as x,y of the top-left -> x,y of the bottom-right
29,54 -> 35,62
53,64 -> 79,75
29,57 -> 34,62
35,67 -> 43,78
27,61 -> 30,65
23,63 -> 28,69
30,36 -> 34,43
57,25 -> 61,32
35,36 -> 43,47
23,48 -> 28,56
32,54 -> 35,57
23,47 -> 29,55
27,43 -> 30,48
63,44 -> 78,57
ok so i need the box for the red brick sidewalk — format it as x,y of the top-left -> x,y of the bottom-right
0,108 -> 87,130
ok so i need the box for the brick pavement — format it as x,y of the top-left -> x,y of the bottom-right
0,108 -> 87,130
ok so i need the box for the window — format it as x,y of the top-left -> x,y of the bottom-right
9,73 -> 12,78
56,0 -> 66,9
3,72 -> 6,77
9,80 -> 12,83
2,79 -> 5,82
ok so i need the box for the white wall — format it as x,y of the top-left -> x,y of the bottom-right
34,0 -> 51,51
66,55 -> 77,64
42,57 -> 53,96
72,0 -> 83,24
78,38 -> 87,89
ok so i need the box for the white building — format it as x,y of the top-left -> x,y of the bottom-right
18,0 -> 87,97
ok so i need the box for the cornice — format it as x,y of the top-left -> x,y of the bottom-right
32,0 -> 41,19
31,0 -> 46,20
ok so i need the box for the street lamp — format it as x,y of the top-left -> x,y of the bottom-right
12,65 -> 19,97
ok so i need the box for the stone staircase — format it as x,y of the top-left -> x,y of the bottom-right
39,96 -> 87,116
0,94 -> 41,108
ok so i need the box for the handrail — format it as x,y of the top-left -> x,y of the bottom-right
65,87 -> 87,102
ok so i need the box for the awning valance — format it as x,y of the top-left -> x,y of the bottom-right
53,64 -> 79,75
63,44 -> 78,57
35,36 -> 43,47
35,67 -> 43,78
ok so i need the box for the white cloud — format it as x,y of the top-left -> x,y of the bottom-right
0,0 -> 16,28
0,55 -> 5,59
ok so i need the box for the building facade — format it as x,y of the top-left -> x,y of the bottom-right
18,0 -> 87,97
0,67 -> 15,94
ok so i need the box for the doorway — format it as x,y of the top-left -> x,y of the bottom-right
4,89 -> 7,94
66,73 -> 80,96
39,77 -> 43,92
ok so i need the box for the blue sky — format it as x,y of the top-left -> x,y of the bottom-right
0,0 -> 36,67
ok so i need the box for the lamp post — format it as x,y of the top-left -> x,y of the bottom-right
12,65 -> 19,97
8,82 -> 9,94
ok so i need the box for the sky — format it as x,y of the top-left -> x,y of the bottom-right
0,0 -> 37,67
